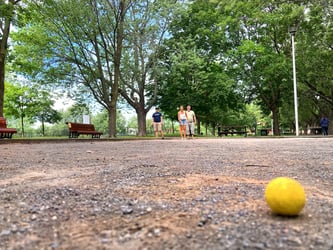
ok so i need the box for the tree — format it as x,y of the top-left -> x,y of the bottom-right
0,0 -> 22,116
218,0 -> 307,135
12,0 -> 183,137
32,90 -> 62,136
165,0 -> 317,136
208,0 -> 332,135
65,103 -> 90,124
296,0 -> 333,133
158,1 -> 245,134
92,108 -> 127,136
4,82 -> 31,136
118,0 -> 182,136
12,0 -> 132,138
4,82 -> 60,136
159,41 -> 243,134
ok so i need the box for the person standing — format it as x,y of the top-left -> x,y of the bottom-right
178,105 -> 187,140
186,105 -> 196,139
152,107 -> 164,139
320,116 -> 329,136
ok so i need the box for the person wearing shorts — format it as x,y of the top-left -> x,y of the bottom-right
178,105 -> 187,140
152,107 -> 164,139
186,105 -> 196,139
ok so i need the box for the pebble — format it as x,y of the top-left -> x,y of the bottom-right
186,233 -> 192,238
153,228 -> 160,237
49,242 -> 60,248
121,206 -> 133,215
0,230 -> 11,236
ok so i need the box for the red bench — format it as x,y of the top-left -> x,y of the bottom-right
67,122 -> 102,138
0,117 -> 17,139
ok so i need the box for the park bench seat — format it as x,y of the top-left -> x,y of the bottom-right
67,122 -> 103,138
0,117 -> 17,139
218,125 -> 247,137
309,127 -> 322,135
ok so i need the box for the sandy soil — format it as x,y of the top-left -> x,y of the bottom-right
0,137 -> 332,250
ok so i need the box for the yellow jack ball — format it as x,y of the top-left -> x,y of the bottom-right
265,177 -> 306,216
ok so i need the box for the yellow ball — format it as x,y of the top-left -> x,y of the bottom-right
265,177 -> 306,216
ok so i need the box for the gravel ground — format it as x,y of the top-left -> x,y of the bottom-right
0,137 -> 332,250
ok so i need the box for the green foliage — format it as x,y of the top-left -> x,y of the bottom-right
0,0 -> 14,20
4,81 -> 61,136
11,0 -> 185,137
164,0 -> 332,135
91,110 -> 108,135
42,123 -> 68,137
64,103 -> 90,123
296,0 -> 333,107
127,115 -> 138,129
158,35 -> 244,127
32,91 -> 62,123
91,109 -> 127,136
6,0 -> 333,137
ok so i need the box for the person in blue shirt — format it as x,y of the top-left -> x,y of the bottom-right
152,107 -> 164,139
320,116 -> 329,136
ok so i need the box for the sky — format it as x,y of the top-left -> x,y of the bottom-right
53,96 -> 155,121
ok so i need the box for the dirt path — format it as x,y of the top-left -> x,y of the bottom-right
0,138 -> 332,249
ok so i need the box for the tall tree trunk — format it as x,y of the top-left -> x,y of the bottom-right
328,107 -> 333,135
196,117 -> 201,136
108,107 -> 116,137
171,120 -> 175,134
272,106 -> 280,136
0,0 -> 20,117
136,108 -> 147,136
42,119 -> 45,136
108,0 -> 127,138
0,59 -> 5,117
0,9 -> 11,117
211,121 -> 216,136
108,86 -> 118,138
20,116 -> 24,137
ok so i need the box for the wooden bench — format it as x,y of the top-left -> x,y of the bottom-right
309,127 -> 322,135
218,125 -> 247,137
260,128 -> 270,136
0,117 -> 17,139
67,122 -> 103,138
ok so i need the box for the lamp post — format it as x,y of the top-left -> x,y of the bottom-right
289,25 -> 299,136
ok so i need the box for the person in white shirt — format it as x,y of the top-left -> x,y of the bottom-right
186,105 -> 196,139
178,105 -> 187,140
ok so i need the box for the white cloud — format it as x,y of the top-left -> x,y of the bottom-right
53,97 -> 75,111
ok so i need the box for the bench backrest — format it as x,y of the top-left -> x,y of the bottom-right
0,117 -> 8,128
68,122 -> 96,131
219,125 -> 247,131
